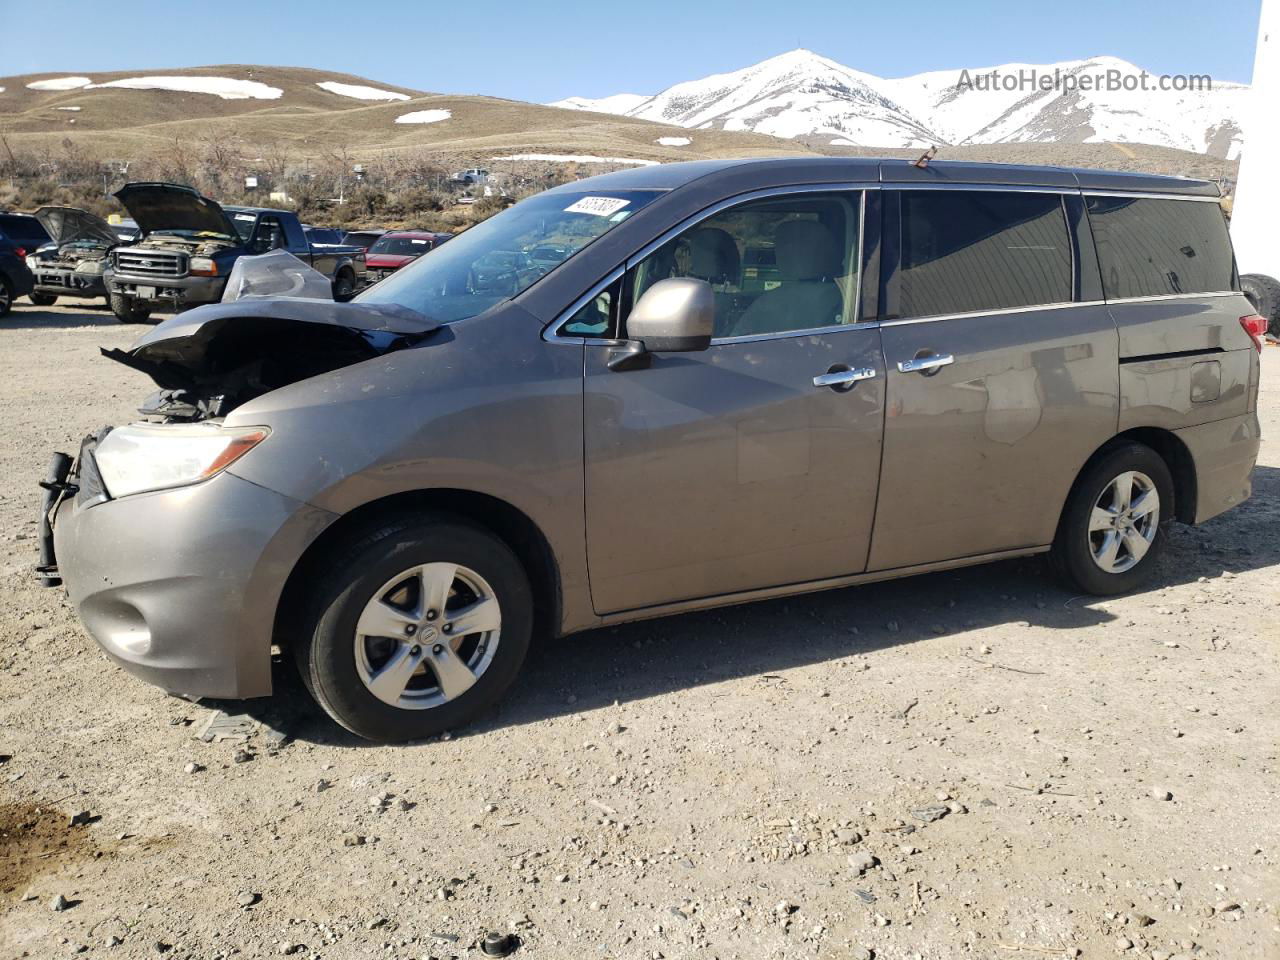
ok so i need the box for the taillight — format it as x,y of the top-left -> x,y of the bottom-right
1240,314 -> 1268,352
14,247 -> 26,258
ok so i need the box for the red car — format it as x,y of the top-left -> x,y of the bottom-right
364,231 -> 451,283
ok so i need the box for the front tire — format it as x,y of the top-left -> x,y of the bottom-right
293,514 -> 533,742
1050,442 -> 1174,595
28,292 -> 57,307
109,291 -> 153,324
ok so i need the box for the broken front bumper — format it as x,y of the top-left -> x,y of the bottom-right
48,447 -> 337,699
32,268 -> 107,298
105,271 -> 226,307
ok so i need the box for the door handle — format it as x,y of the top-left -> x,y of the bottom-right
897,353 -> 955,374
813,367 -> 877,388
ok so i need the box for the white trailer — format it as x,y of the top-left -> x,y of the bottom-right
1232,0 -> 1280,331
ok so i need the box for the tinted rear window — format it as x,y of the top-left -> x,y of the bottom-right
0,214 -> 50,244
1086,196 -> 1234,299
898,191 -> 1072,318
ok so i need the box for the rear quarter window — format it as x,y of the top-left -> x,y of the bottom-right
897,190 -> 1072,318
1086,196 -> 1234,300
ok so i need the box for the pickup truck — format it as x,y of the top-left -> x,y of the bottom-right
104,183 -> 367,323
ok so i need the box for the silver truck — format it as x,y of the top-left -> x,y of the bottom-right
104,183 -> 367,323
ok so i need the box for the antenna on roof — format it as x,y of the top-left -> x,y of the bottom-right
912,145 -> 938,169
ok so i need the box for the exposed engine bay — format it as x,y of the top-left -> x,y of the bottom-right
101,297 -> 439,423
122,233 -> 239,257
34,241 -> 111,272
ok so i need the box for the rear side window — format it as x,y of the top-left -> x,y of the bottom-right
898,191 -> 1072,318
1086,196 -> 1234,299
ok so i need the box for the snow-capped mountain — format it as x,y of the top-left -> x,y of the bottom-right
551,50 -> 1248,158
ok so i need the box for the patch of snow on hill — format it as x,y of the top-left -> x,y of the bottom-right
56,106 -> 82,112
550,93 -> 651,114
317,81 -> 410,102
27,77 -> 91,91
86,77 -> 283,100
656,136 -> 691,146
395,109 -> 452,124
494,153 -> 659,166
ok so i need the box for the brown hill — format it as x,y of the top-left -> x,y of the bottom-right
0,64 -> 816,165
0,64 -> 1236,182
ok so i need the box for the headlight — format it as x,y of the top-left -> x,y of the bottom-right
75,260 -> 105,275
26,256 -> 39,269
189,257 -> 218,277
94,423 -> 270,498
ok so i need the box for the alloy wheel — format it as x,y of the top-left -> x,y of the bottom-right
1088,470 -> 1160,574
353,562 -> 502,710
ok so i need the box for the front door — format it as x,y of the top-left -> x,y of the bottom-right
580,190 -> 887,614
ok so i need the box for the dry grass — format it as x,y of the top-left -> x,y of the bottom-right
0,64 -> 814,166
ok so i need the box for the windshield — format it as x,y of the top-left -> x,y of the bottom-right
358,189 -> 661,323
223,209 -> 260,241
370,235 -> 434,256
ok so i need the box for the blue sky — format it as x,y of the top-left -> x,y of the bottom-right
1,0 -> 1263,100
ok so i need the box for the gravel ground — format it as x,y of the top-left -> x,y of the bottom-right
1,303 -> 1277,960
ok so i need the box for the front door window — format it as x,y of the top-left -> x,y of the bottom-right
624,192 -> 863,339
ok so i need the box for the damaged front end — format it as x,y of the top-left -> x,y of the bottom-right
102,296 -> 439,422
29,206 -> 123,300
41,294 -> 436,591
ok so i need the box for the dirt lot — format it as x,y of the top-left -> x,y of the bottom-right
0,302 -> 1277,960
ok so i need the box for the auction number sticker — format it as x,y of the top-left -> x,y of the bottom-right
565,196 -> 630,217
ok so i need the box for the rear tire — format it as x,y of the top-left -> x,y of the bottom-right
109,291 -> 153,324
28,292 -> 57,307
1240,273 -> 1280,337
1050,442 -> 1174,595
332,269 -> 356,302
293,513 -> 533,743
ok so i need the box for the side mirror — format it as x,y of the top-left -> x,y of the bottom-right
627,277 -> 714,352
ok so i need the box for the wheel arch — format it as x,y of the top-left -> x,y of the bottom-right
273,488 -> 562,651
1060,427 -> 1198,528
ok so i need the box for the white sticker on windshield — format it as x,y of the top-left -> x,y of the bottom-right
411,239 -> 428,244
564,196 -> 630,217
234,213 -> 256,221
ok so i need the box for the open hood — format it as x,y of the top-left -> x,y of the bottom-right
113,182 -> 239,238
34,206 -> 121,247
102,297 -> 439,421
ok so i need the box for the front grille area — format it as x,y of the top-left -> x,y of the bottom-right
115,250 -> 187,278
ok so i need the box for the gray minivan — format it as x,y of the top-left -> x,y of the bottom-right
42,159 -> 1263,742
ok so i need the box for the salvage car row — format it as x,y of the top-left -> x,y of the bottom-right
0,185 -> 450,322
